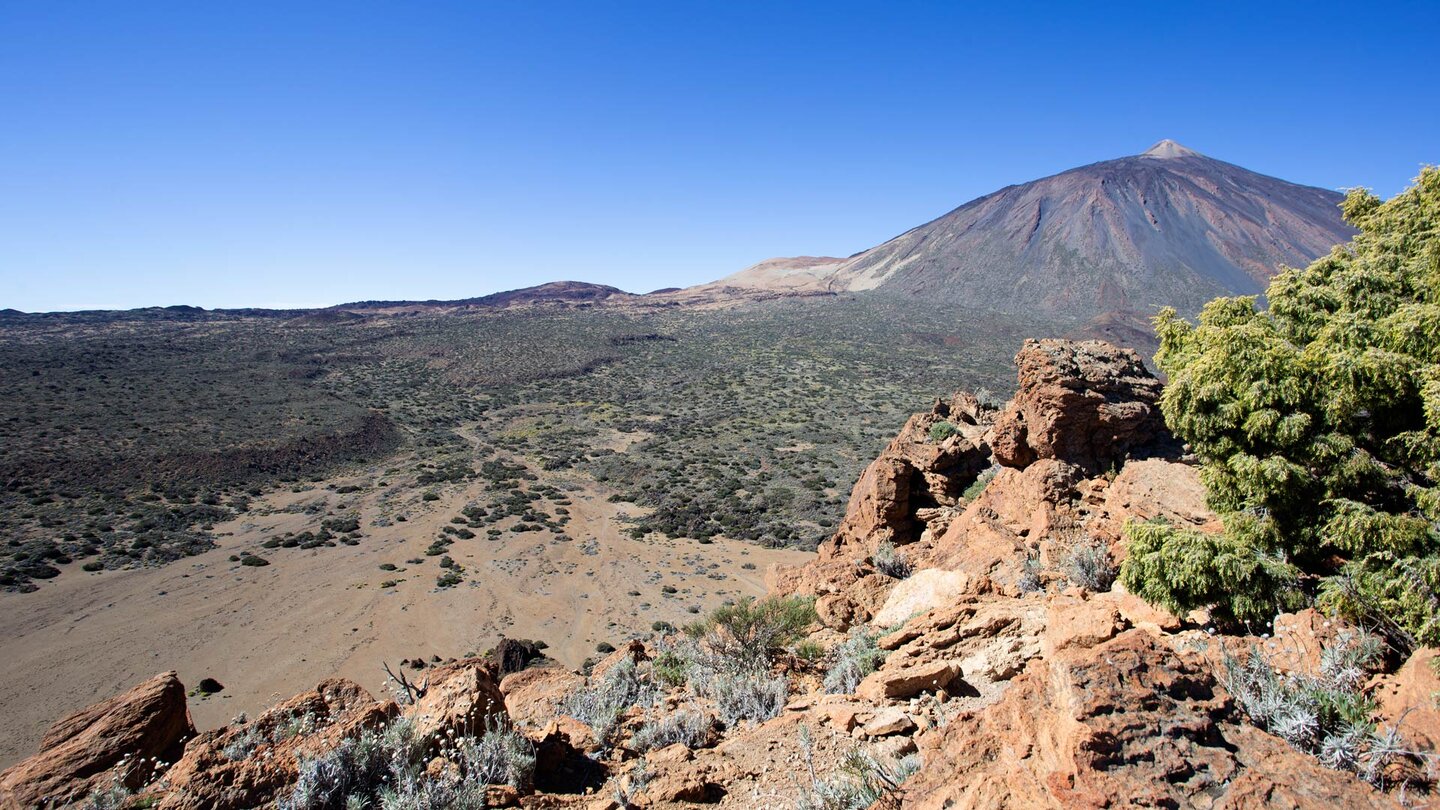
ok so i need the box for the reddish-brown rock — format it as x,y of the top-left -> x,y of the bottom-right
902,631 -> 1397,809
1090,457 -> 1222,551
0,672 -> 195,810
501,665 -> 586,730
822,393 -> 994,560
156,678 -> 396,810
1371,647 -> 1440,753
404,658 -> 507,740
914,459 -> 1084,593
990,339 -> 1168,475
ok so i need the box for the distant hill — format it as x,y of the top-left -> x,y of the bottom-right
336,280 -> 633,311
716,141 -> 1356,317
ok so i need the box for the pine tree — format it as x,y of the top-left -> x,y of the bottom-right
1121,168 -> 1440,645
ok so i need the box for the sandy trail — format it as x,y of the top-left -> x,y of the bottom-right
0,436 -> 809,768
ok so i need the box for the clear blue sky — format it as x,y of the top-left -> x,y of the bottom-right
2,1 -> 1435,311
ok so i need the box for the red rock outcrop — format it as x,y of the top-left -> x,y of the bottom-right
156,678 -> 395,810
903,630 -> 1400,809
403,657 -> 507,740
823,392 -> 995,559
0,672 -> 194,810
990,339 -> 1168,474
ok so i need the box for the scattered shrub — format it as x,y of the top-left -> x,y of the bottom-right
824,628 -> 886,694
683,595 -> 816,670
561,657 -> 657,744
632,708 -> 711,752
456,717 -> 537,791
708,671 -> 787,727
792,639 -> 826,664
797,728 -> 921,810
871,541 -> 912,579
961,467 -> 997,502
927,421 -> 959,442
1221,630 -> 1412,785
1061,538 -> 1116,592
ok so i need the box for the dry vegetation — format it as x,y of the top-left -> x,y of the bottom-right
0,296 -> 1055,591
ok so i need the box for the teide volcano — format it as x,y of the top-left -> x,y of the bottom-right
733,141 -> 1355,317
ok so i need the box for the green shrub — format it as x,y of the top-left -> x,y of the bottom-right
1121,169 -> 1440,644
683,595 -> 816,670
961,467 -> 996,502
927,421 -> 959,442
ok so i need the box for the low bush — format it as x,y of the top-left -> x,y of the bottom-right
632,708 -> 711,752
1221,630 -> 1412,785
927,421 -> 959,442
824,628 -> 886,694
797,729 -> 921,810
280,715 -> 535,809
871,541 -> 912,580
683,595 -> 816,671
961,467 -> 996,502
708,671 -> 787,727
1061,538 -> 1116,592
561,657 -> 658,744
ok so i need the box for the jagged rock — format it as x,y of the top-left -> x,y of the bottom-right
872,598 -> 1045,706
902,630 -> 1399,809
990,339 -> 1168,475
489,638 -> 545,676
915,459 -> 1085,593
500,664 -> 585,729
403,657 -> 506,740
822,393 -> 994,559
0,671 -> 194,810
157,678 -> 396,810
1372,647 -> 1440,754
1041,593 -> 1124,656
814,573 -> 896,631
590,639 -> 648,680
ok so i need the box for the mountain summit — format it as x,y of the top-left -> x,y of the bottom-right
1141,138 -> 1203,159
719,142 -> 1355,317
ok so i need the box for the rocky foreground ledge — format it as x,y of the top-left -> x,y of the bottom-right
4,339 -> 1437,809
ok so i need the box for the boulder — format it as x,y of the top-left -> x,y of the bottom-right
488,638 -> 545,676
1371,647 -> 1440,753
860,707 -> 916,737
1090,458 -> 1222,550
871,569 -> 976,627
857,660 -> 963,701
0,672 -> 194,810
990,339 -> 1168,475
915,459 -> 1084,592
499,664 -> 585,729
